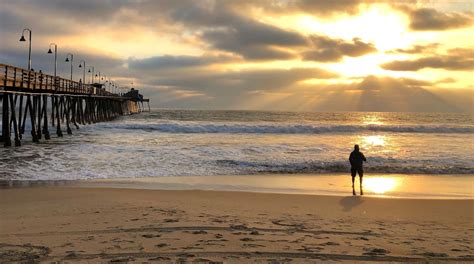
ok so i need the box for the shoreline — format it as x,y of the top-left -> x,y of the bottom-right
1,186 -> 473,262
1,173 -> 473,199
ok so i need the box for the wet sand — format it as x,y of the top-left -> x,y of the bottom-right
1,186 -> 473,263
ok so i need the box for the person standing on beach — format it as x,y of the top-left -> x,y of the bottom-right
349,144 -> 366,195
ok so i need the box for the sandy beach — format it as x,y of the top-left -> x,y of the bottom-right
1,185 -> 473,263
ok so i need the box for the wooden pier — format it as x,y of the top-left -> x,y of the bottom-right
0,63 -> 149,147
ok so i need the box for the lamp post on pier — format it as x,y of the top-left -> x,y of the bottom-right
19,28 -> 32,71
47,43 -> 57,78
96,72 -> 103,93
78,60 -> 86,86
95,71 -> 101,84
65,53 -> 74,81
88,67 -> 94,84
102,75 -> 107,92
105,77 -> 111,93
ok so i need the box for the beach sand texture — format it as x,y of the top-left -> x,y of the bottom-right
1,187 -> 473,263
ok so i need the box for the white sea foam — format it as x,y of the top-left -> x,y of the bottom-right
99,121 -> 474,134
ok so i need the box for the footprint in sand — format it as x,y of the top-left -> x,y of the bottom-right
142,233 -> 161,238
242,243 -> 265,248
110,256 -> 135,262
65,251 -> 77,258
299,245 -> 323,252
155,243 -> 168,248
250,230 -> 261,235
192,230 -> 208,234
230,224 -> 248,230
421,252 -> 449,258
363,247 -> 390,256
320,241 -> 340,246
148,256 -> 171,261
59,242 -> 74,247
271,220 -> 305,229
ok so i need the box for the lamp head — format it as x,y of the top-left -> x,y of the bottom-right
78,64 -> 82,68
47,48 -> 52,54
19,35 -> 26,42
65,57 -> 69,62
88,69 -> 91,73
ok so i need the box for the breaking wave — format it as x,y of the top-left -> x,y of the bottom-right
102,122 -> 474,134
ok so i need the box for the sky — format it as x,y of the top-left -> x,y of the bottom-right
1,0 -> 473,112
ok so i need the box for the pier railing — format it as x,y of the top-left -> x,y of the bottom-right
1,63 -> 113,96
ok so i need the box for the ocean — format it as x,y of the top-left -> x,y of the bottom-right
1,110 -> 473,180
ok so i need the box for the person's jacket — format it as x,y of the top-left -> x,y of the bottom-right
349,151 -> 366,168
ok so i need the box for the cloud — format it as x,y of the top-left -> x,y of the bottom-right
404,7 -> 473,31
150,67 -> 338,94
381,48 -> 474,71
0,0 -> 368,63
302,35 -> 376,62
260,0 -> 364,17
202,27 -> 302,60
176,7 -> 307,60
435,77 -> 456,84
388,43 -> 439,54
127,54 -> 237,70
134,67 -> 337,109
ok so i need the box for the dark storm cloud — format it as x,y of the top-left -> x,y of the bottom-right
302,35 -> 376,62
381,48 -> 474,71
404,7 -> 473,31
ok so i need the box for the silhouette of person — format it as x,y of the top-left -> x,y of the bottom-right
349,144 -> 366,195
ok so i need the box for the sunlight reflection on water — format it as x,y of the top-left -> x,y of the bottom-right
364,177 -> 399,194
362,135 -> 386,146
362,114 -> 385,125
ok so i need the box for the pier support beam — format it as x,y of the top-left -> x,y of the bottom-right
2,92 -> 11,147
